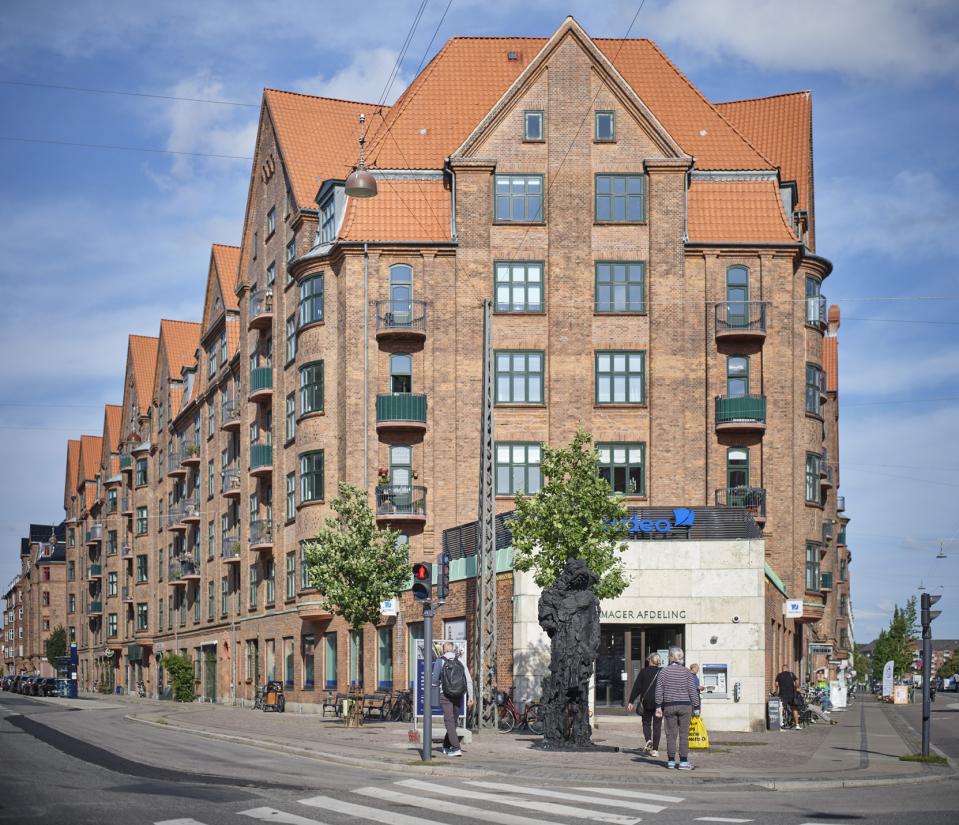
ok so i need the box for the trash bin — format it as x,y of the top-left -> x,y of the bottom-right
767,696 -> 781,731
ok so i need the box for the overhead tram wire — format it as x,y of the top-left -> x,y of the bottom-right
0,136 -> 252,161
0,79 -> 258,107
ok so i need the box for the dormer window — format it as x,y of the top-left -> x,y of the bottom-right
319,193 -> 336,245
524,111 -> 544,142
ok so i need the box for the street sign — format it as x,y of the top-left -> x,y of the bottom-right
784,600 -> 803,618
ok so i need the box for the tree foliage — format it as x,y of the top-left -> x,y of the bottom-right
939,651 -> 959,679
163,652 -> 196,703
509,428 -> 629,599
869,597 -> 919,682
44,625 -> 67,665
303,483 -> 409,631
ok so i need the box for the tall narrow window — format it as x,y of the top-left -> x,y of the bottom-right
806,364 -> 824,416
299,451 -> 324,503
727,448 -> 749,490
266,206 -> 276,236
286,472 -> 295,521
805,543 -> 821,591
594,111 -> 615,141
298,275 -> 324,327
806,276 -> 823,324
285,393 -> 296,441
494,262 -> 543,313
494,174 -> 544,222
303,635 -> 315,690
389,264 -> 413,325
727,356 -> 749,397
249,563 -> 258,609
726,266 -> 749,328
324,633 -> 337,689
299,361 -> 323,414
805,452 -> 822,503
390,354 -> 412,393
377,627 -> 394,689
284,637 -> 294,689
319,194 -> 336,244
524,110 -> 544,141
286,552 -> 296,599
285,316 -> 296,363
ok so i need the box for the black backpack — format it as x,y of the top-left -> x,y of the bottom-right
441,657 -> 467,699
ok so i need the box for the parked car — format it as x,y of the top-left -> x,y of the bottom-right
23,676 -> 40,695
0,675 -> 12,691
15,676 -> 32,694
9,675 -> 22,693
35,677 -> 57,697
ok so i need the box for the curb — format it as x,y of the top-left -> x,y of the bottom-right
125,712 -> 955,790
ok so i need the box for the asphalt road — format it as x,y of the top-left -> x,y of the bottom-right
1,692 -> 957,825
886,690 -> 959,761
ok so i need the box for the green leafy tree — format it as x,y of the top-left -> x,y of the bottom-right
870,599 -> 922,682
44,625 -> 67,666
163,652 -> 196,702
938,651 -> 958,679
303,483 -> 409,630
509,428 -> 629,599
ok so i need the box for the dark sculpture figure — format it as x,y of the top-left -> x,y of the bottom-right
537,558 -> 601,749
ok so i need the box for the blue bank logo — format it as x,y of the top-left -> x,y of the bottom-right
614,508 -> 696,534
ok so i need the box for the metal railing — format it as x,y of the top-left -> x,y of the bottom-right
837,495 -> 846,512
221,399 -> 240,426
180,560 -> 200,578
715,395 -> 766,425
222,466 -> 241,494
250,366 -> 273,395
375,485 -> 427,517
714,486 -> 767,518
249,289 -> 274,323
250,443 -> 272,470
822,521 -> 833,543
121,543 -> 132,558
222,535 -> 241,560
374,300 -> 428,333
249,519 -> 273,547
85,524 -> 103,542
375,393 -> 427,423
714,301 -> 768,334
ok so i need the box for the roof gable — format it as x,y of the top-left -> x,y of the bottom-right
63,439 -> 80,508
454,18 -> 688,162
77,434 -> 103,485
127,334 -> 159,413
99,404 -> 122,472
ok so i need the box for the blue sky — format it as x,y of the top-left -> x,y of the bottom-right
1,1 -> 957,642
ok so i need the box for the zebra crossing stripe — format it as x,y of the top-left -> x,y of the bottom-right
574,788 -> 685,804
466,781 -> 666,814
357,786 -> 573,825
239,808 -> 331,825
694,818 -> 754,823
154,820 -> 209,825
396,779 -> 642,825
298,794 -> 456,825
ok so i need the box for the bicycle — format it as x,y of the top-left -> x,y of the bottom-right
136,681 -> 146,698
388,690 -> 413,723
496,690 -> 544,735
252,686 -> 264,711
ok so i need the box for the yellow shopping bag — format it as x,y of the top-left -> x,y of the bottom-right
688,714 -> 709,749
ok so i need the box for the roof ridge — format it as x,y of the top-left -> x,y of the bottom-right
211,242 -> 240,250
641,39 -> 775,170
158,318 -> 201,327
129,333 -> 158,342
264,87 -> 383,108
716,90 -> 811,105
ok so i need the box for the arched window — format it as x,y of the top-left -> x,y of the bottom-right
390,354 -> 412,393
389,264 -> 413,325
726,266 -> 749,328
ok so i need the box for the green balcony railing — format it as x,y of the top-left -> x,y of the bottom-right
376,393 -> 427,424
87,601 -> 102,615
715,395 -> 766,425
250,443 -> 272,470
87,564 -> 102,579
250,366 -> 273,394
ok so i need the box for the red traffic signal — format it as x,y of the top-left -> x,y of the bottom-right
412,562 -> 432,601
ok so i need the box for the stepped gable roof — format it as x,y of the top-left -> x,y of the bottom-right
211,244 -> 240,312
367,31 -> 771,171
78,435 -> 103,483
264,89 -> 381,210
687,179 -> 797,244
159,320 -> 201,380
339,179 -> 451,242
64,439 -> 80,505
104,404 -> 122,452
129,335 -> 159,406
716,91 -> 812,213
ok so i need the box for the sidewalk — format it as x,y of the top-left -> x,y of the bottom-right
113,693 -> 953,788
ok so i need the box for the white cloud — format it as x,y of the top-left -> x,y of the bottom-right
839,346 -> 959,396
818,171 -> 958,259
296,48 -> 408,104
639,0 -> 959,79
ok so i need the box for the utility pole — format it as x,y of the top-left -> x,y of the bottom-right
476,298 -> 497,730
920,592 -> 942,757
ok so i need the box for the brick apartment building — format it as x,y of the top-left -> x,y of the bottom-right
51,18 -> 854,712
2,524 -> 66,676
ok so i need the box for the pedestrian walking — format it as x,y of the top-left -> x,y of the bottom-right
654,647 -> 701,770
774,663 -> 801,730
627,653 -> 662,757
430,641 -> 474,757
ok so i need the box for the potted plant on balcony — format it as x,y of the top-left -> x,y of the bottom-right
185,444 -> 200,458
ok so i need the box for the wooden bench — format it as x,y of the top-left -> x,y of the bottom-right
364,692 -> 389,720
321,691 -> 339,717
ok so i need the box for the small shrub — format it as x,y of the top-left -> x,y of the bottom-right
163,652 -> 196,703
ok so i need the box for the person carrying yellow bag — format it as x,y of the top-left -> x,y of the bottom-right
688,712 -> 709,749
654,646 -> 701,770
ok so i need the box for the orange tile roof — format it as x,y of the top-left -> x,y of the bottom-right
265,89 -> 381,210
339,179 -> 451,242
715,92 -> 812,212
226,318 -> 240,360
211,244 -> 240,311
104,404 -> 122,452
687,179 -> 797,244
823,335 -> 838,393
129,335 -> 159,407
64,439 -> 80,506
367,35 -> 771,171
78,435 -> 103,484
159,319 -> 201,381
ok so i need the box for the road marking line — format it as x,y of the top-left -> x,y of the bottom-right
695,818 -> 753,823
239,809 -> 331,825
573,788 -> 685,804
357,786 -> 571,825
396,779 -> 641,825
298,795 -> 453,825
466,781 -> 665,814
155,820 -> 210,825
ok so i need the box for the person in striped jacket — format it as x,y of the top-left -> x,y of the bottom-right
654,646 -> 701,770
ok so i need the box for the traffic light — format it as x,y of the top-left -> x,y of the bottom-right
411,562 -> 432,602
921,592 -> 942,629
436,552 -> 450,602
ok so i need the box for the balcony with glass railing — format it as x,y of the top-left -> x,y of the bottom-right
249,366 -> 273,402
375,393 -> 427,435
714,301 -> 768,343
85,523 -> 103,544
375,485 -> 427,523
221,399 -> 241,431
222,534 -> 241,562
222,465 -> 241,497
249,289 -> 274,331
714,395 -> 766,434
249,519 -> 273,551
374,300 -> 428,343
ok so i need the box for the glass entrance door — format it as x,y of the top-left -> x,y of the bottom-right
595,624 -> 686,710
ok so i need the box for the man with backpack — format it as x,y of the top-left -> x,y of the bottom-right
431,641 -> 474,757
